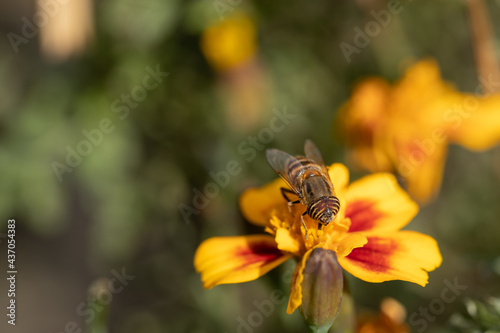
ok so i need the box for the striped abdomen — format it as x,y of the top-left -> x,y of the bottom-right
307,196 -> 340,225
284,156 -> 318,183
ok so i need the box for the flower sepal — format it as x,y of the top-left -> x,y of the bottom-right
300,248 -> 343,333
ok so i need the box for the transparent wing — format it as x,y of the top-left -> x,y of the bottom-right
265,148 -> 301,193
304,139 -> 329,175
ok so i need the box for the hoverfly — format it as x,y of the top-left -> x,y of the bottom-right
266,140 -> 340,236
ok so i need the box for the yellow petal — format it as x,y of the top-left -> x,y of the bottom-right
275,224 -> 302,256
339,79 -> 390,148
194,235 -> 291,289
342,78 -> 390,125
287,248 -> 314,314
350,146 -> 394,174
338,77 -> 395,174
385,122 -> 449,203
239,178 -> 288,226
403,143 -> 447,204
448,94 -> 500,151
328,163 -> 350,194
338,231 -> 442,286
333,231 -> 368,258
345,173 -> 419,234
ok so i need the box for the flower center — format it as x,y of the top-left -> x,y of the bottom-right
267,200 -> 351,257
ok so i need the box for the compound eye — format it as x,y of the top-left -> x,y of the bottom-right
304,182 -> 314,196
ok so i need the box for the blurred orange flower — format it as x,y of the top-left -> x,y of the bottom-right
339,59 -> 500,202
194,163 -> 442,317
356,298 -> 410,333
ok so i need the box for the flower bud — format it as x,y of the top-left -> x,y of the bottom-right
300,248 -> 343,333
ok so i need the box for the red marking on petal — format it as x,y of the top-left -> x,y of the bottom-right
345,237 -> 398,273
236,241 -> 284,267
345,200 -> 386,232
408,142 -> 425,157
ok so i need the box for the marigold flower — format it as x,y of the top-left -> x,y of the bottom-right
339,59 -> 500,202
194,163 -> 442,322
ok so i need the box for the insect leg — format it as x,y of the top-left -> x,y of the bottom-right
287,200 -> 301,213
281,188 -> 300,213
301,212 -> 308,240
281,188 -> 297,201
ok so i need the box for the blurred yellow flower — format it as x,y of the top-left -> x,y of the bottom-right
194,163 -> 441,317
339,59 -> 500,202
200,13 -> 267,132
201,14 -> 257,72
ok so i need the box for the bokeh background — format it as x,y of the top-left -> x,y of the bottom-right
0,0 -> 500,332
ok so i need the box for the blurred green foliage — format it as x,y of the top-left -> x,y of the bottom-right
450,297 -> 500,332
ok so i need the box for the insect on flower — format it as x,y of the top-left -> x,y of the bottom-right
266,140 -> 340,236
194,158 -> 443,322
